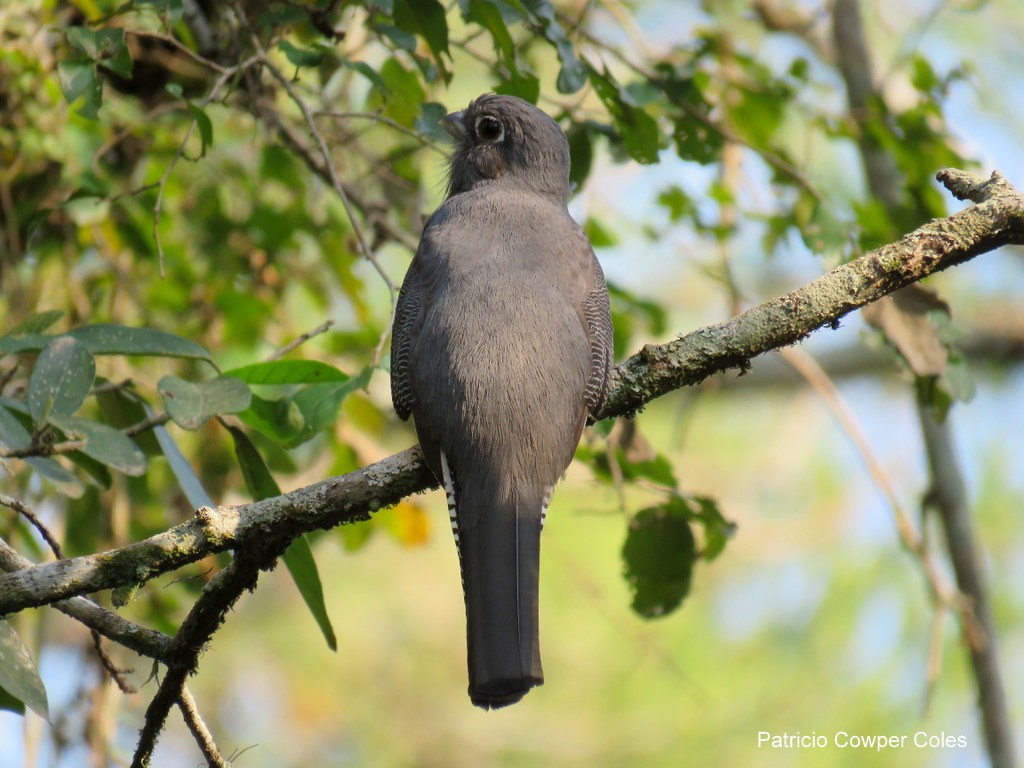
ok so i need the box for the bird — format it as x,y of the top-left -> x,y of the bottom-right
390,93 -> 613,709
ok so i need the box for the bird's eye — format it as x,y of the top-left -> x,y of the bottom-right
475,115 -> 504,143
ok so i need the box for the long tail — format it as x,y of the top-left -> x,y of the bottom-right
440,452 -> 545,709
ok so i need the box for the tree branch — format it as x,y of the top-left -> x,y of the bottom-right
0,538 -> 172,661
831,3 -> 1017,763
0,168 -> 1021,619
131,539 -> 287,768
601,169 -> 1024,418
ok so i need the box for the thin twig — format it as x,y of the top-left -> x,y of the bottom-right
132,545 -> 282,768
124,412 -> 171,438
0,440 -> 86,460
262,107 -> 420,251
91,629 -> 137,694
314,110 -> 446,151
0,363 -> 20,393
776,348 -> 975,625
922,602 -> 948,715
124,29 -> 229,74
264,320 -> 335,362
831,3 -> 1016,764
153,56 -> 259,276
91,378 -> 135,396
230,0 -> 396,304
0,494 -> 64,558
178,685 -> 229,768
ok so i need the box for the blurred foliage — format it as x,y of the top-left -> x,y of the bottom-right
0,0 -> 1016,764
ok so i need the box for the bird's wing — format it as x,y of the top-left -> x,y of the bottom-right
390,263 -> 422,421
581,254 -> 614,417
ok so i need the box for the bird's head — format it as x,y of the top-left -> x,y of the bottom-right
442,94 -> 571,202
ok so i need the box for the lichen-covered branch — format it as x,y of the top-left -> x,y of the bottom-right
600,169 -> 1024,418
0,538 -> 172,661
0,168 -> 1022,621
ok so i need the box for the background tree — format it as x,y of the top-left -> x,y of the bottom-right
0,1 -> 1022,766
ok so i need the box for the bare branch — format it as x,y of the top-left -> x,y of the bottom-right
178,685 -> 229,768
0,494 -> 64,558
132,542 -> 285,768
91,629 -> 137,694
264,320 -> 335,362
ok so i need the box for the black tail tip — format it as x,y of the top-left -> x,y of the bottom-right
469,676 -> 543,710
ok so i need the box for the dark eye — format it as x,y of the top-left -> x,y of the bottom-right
475,115 -> 504,143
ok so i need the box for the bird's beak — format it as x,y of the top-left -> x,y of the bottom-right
440,110 -> 466,141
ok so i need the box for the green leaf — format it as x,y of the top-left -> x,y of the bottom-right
57,60 -> 102,120
587,63 -> 661,164
282,536 -> 338,651
228,425 -> 337,650
0,684 -> 25,715
230,424 -> 282,500
494,69 -> 541,104
67,325 -> 212,359
910,54 -> 940,94
340,58 -> 389,91
103,40 -> 134,79
622,499 -> 696,619
567,123 -> 593,189
159,375 -> 252,430
25,457 -> 85,498
287,368 -> 371,447
520,0 -> 587,93
0,620 -> 49,720
0,403 -> 31,452
95,386 -> 162,456
691,495 -> 734,561
414,101 -> 449,142
583,217 -> 618,248
465,0 -> 538,102
65,486 -> 103,557
65,26 -> 101,58
66,27 -> 131,74
48,416 -> 146,476
393,0 -> 450,79
374,23 -> 417,51
370,58 -> 426,127
224,360 -> 350,385
237,393 -> 304,444
3,310 -> 64,337
151,413 -> 214,509
338,520 -> 375,552
134,0 -> 185,21
28,337 -> 96,425
278,39 -> 325,68
0,325 -> 212,360
0,403 -> 84,497
187,103 -> 214,157
465,0 -> 515,62
657,186 -> 695,222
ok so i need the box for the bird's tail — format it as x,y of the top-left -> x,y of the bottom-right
446,463 -> 545,710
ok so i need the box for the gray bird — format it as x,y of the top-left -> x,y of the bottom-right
391,94 -> 613,709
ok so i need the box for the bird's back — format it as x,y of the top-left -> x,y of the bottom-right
410,187 -> 594,495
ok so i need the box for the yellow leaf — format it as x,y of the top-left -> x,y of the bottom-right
379,501 -> 431,547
